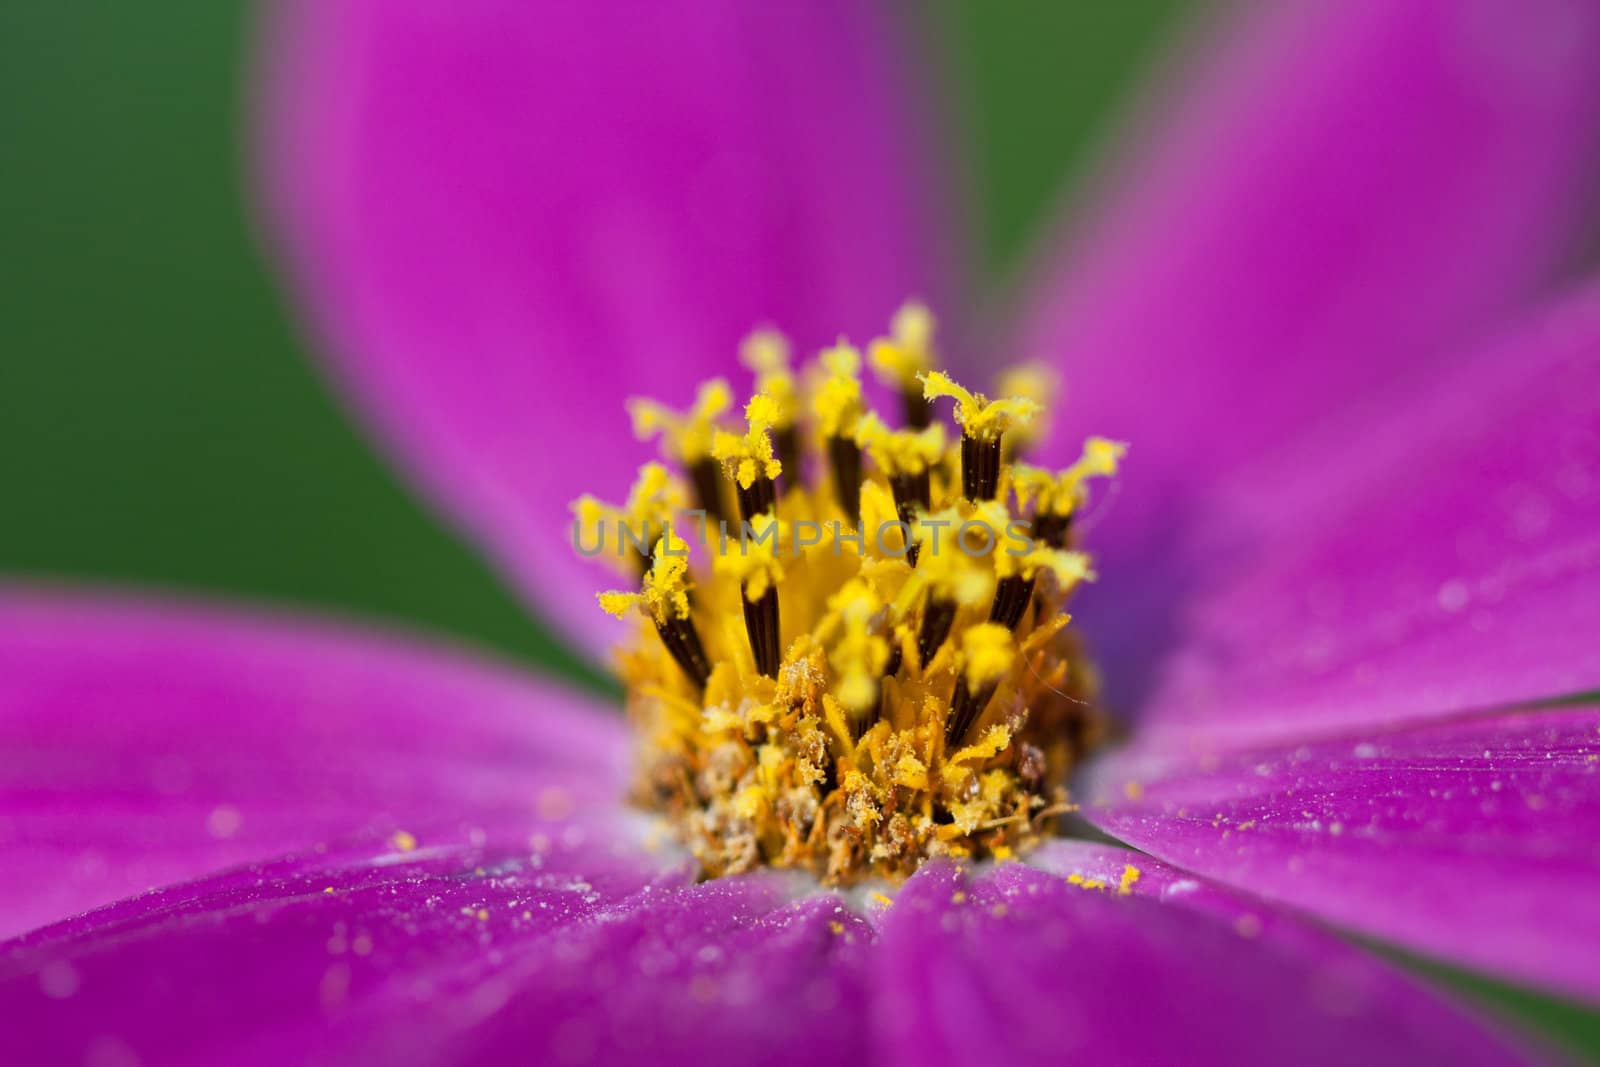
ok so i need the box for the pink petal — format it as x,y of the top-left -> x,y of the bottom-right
1085,707 -> 1600,1003
1006,0 -> 1600,706
258,1 -> 963,658
1015,0 -> 1600,484
872,860 -> 1542,1066
0,585 -> 629,938
2,845 -> 866,1066
1133,284 -> 1600,745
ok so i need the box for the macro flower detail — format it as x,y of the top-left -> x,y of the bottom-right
4,1 -> 1600,1064
586,322 -> 1112,883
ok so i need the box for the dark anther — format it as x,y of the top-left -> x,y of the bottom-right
883,641 -> 903,680
946,674 -> 999,746
655,616 -> 712,690
990,574 -> 1037,631
742,585 -> 781,677
689,458 -> 726,523
1033,512 -> 1072,549
917,596 -> 957,668
774,426 -> 802,496
960,433 -> 1003,501
826,435 -> 862,526
888,470 -> 931,566
902,388 -> 931,430
734,476 -> 776,522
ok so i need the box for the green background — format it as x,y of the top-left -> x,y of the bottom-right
1,1 -> 1595,1057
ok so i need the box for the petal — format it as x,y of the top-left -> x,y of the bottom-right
872,860 -> 1541,1066
1085,707 -> 1600,1003
0,585 -> 628,937
259,1 -> 964,659
1015,0 -> 1600,484
1005,0 -> 1600,709
1132,284 -> 1600,745
2,844 -> 869,1066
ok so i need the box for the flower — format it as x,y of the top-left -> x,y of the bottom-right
4,1 -> 1600,1063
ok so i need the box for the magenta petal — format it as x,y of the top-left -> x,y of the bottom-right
1008,0 -> 1600,708
1015,0 -> 1600,484
872,861 -> 1540,1066
1132,286 -> 1600,745
2,846 -> 868,1067
0,586 -> 628,937
1085,707 -> 1600,1003
259,0 -> 963,657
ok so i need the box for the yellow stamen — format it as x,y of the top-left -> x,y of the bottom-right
995,362 -> 1059,456
584,303 -> 1122,885
739,329 -> 799,431
813,339 -> 866,439
629,380 -> 732,464
1013,437 -> 1128,518
921,370 -> 1040,441
868,301 -> 937,390
856,413 -> 946,477
571,462 -> 687,573
713,511 -> 785,603
598,530 -> 693,625
711,393 -> 784,490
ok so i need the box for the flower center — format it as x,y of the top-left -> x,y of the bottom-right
574,304 -> 1124,884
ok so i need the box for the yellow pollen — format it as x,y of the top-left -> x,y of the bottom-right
629,379 -> 732,464
598,530 -> 694,624
739,329 -> 799,430
390,830 -> 417,853
921,370 -> 1040,441
583,304 -> 1122,885
713,511 -> 786,602
571,462 -> 688,573
857,414 -> 946,477
867,301 -> 937,390
995,362 -> 1060,455
961,623 -> 1015,691
813,339 -> 866,439
1013,437 -> 1128,518
712,393 -> 783,490
1118,864 -> 1141,895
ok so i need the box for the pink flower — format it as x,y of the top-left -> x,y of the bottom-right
4,2 -> 1599,1063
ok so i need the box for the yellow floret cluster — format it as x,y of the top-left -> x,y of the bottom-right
575,303 -> 1124,884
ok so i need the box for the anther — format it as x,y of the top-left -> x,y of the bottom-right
960,433 -> 1003,501
989,573 -> 1037,631
828,435 -> 863,526
917,596 -> 957,668
921,371 -> 1039,503
888,470 -> 931,564
814,341 -> 867,525
656,615 -> 713,689
946,623 -> 1014,744
597,533 -> 709,690
743,585 -> 781,677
